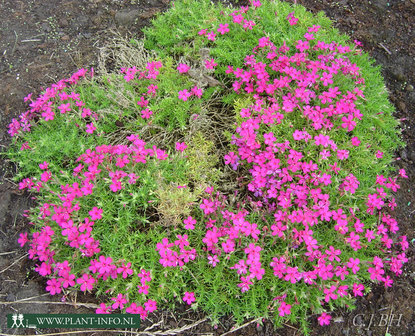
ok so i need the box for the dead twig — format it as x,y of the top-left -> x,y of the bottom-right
11,30 -> 18,55
21,39 -> 42,43
0,300 -> 99,309
0,251 -> 17,256
0,253 -> 28,274
379,42 -> 392,55
220,317 -> 262,336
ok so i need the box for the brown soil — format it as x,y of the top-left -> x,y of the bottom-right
0,0 -> 414,335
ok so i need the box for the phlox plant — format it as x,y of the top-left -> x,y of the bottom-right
6,0 -> 409,334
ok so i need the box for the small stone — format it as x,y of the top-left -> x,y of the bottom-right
114,10 -> 140,26
59,18 -> 69,27
41,22 -> 51,32
406,84 -> 414,92
397,101 -> 406,112
6,293 -> 16,302
61,35 -> 70,41
139,8 -> 160,20
391,68 -> 406,82
92,11 -> 103,27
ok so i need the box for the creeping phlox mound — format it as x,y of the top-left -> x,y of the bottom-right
8,0 -> 408,333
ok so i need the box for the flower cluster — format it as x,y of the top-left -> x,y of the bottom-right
8,69 -> 92,137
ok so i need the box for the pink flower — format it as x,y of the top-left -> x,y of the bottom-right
96,303 -> 111,314
144,299 -> 157,313
337,149 -> 349,160
243,20 -> 256,30
178,89 -> 192,101
117,262 -> 133,279
278,301 -> 291,317
352,283 -> 364,297
76,273 -> 96,292
376,150 -> 383,159
347,257 -> 360,274
217,23 -> 229,35
351,136 -> 361,146
141,108 -> 153,119
111,293 -> 127,310
399,169 -> 408,178
89,207 -> 103,220
191,86 -> 203,98
85,123 -> 96,134
177,63 -> 190,73
183,291 -> 195,305
208,255 -> 219,267
137,96 -> 149,107
175,142 -> 187,152
308,24 -> 320,33
207,31 -> 216,41
204,58 -> 217,70
58,103 -> 71,114
318,312 -> 332,326
184,216 -> 196,230
286,12 -> 298,25
46,278 -> 62,295
39,161 -> 49,170
18,232 -> 29,247
42,110 -> 55,121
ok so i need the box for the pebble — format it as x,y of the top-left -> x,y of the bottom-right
397,101 -> 406,112
406,84 -> 414,92
114,9 -> 140,26
59,18 -> 69,27
6,293 -> 16,302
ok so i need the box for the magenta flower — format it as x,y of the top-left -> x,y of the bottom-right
58,103 -> 71,114
144,299 -> 157,313
175,142 -> 187,152
206,31 -> 216,41
137,96 -> 149,107
318,312 -> 332,326
217,23 -> 229,35
46,278 -> 62,295
278,301 -> 291,317
183,216 -> 196,230
117,262 -> 133,279
85,123 -> 96,134
177,63 -> 190,73
96,303 -> 111,314
18,232 -> 28,247
208,255 -> 219,267
191,85 -> 203,98
89,207 -> 103,220
204,58 -> 217,70
140,108 -> 153,119
111,293 -> 128,310
76,273 -> 96,292
39,161 -> 49,170
178,89 -> 192,101
183,291 -> 195,305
